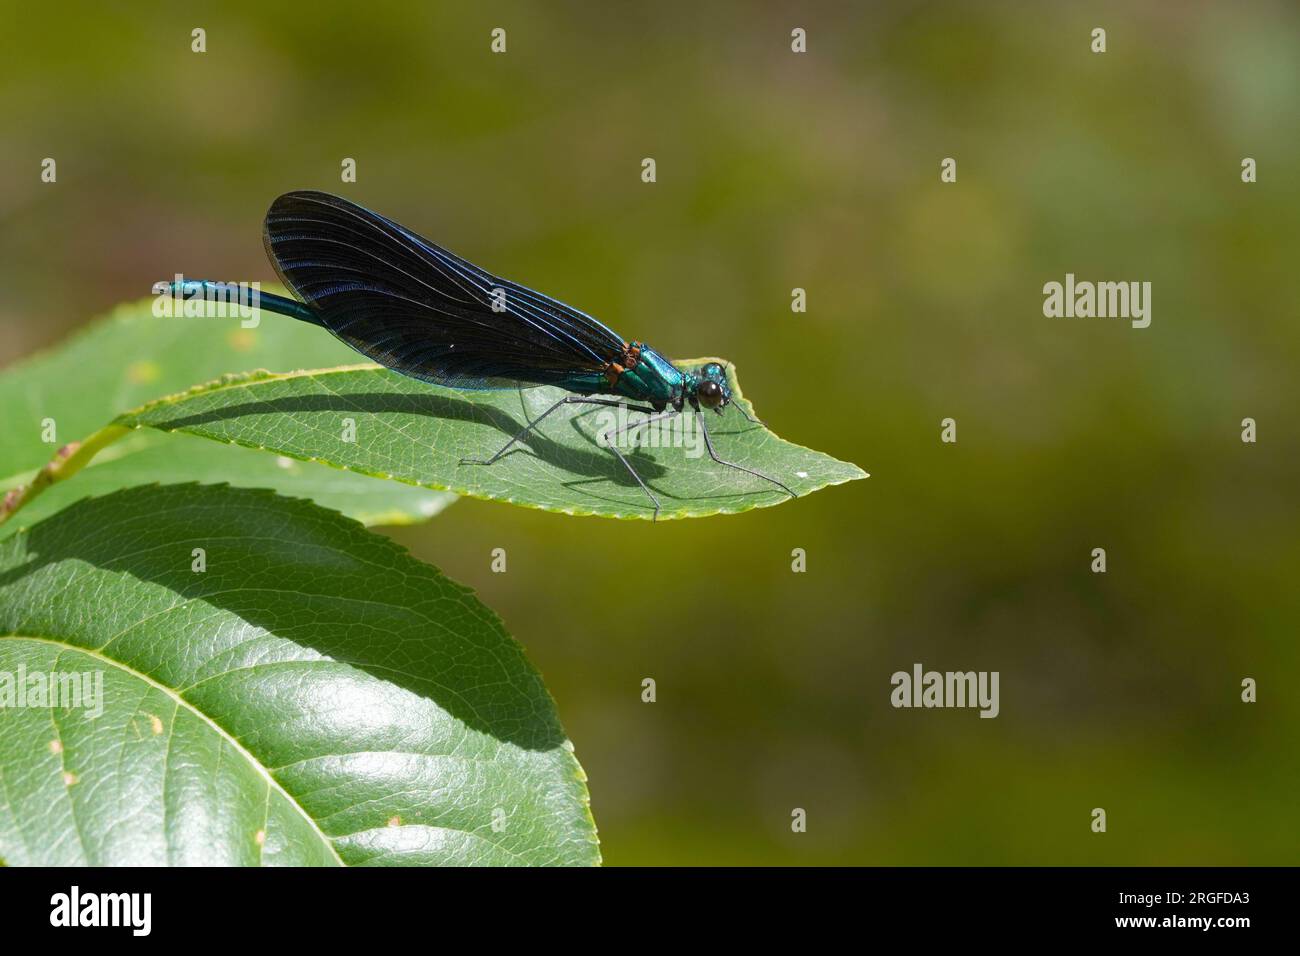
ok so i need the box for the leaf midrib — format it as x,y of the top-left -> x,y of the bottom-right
0,633 -> 346,867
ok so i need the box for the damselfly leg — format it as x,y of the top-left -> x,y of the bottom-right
460,392 -> 670,520
600,408 -> 682,521
699,411 -> 796,499
460,396 -> 792,520
459,395 -> 659,467
461,395 -> 675,518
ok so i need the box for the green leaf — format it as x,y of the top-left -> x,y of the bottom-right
113,361 -> 867,520
0,483 -> 598,866
0,297 -> 452,528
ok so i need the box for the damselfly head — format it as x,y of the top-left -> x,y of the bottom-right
694,362 -> 731,413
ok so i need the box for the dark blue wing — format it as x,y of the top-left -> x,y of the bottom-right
263,190 -> 626,389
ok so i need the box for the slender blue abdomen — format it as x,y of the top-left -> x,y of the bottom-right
164,279 -> 323,327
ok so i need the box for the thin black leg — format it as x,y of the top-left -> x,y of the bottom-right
600,408 -> 682,521
720,363 -> 764,426
460,395 -> 658,466
698,411 -> 796,499
730,401 -> 765,427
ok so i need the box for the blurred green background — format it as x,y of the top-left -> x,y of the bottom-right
2,0 -> 1297,864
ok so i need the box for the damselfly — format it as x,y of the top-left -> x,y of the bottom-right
172,190 -> 794,519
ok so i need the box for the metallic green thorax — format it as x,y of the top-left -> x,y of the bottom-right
560,344 -> 731,412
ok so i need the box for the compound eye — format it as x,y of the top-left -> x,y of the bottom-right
697,380 -> 724,408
